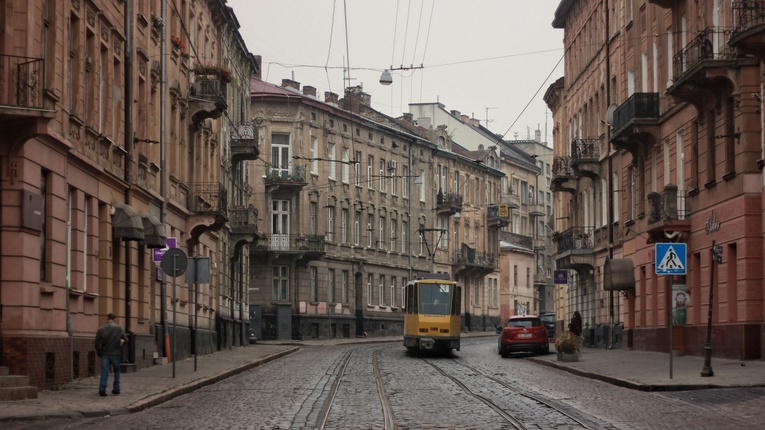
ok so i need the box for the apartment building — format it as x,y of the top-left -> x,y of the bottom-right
550,0 -> 765,359
0,0 -> 257,389
246,81 -> 510,339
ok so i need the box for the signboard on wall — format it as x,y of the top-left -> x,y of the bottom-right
553,270 -> 568,284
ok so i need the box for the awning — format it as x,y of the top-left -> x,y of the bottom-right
604,258 -> 636,291
112,203 -> 144,241
141,214 -> 167,249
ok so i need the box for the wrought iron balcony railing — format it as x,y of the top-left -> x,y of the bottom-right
552,156 -> 574,178
230,204 -> 258,232
672,27 -> 736,81
0,54 -> 44,109
733,1 -> 765,36
487,204 -> 510,223
570,137 -> 600,162
437,191 -> 463,207
265,165 -> 307,185
192,77 -> 228,103
611,93 -> 660,133
554,227 -> 594,254
253,234 -> 326,253
453,250 -> 498,269
648,185 -> 689,224
187,182 -> 228,215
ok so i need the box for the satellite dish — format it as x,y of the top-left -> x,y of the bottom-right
606,104 -> 618,126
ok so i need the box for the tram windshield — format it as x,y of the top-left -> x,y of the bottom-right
419,283 -> 452,315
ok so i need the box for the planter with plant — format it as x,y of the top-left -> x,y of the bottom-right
192,62 -> 235,84
555,334 -> 581,361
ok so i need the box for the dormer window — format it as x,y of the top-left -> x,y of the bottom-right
438,136 -> 446,148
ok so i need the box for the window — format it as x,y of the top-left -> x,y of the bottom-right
310,202 -> 317,235
354,151 -> 361,186
379,159 -> 386,191
367,273 -> 373,305
328,269 -> 336,303
367,156 -> 374,189
419,170 -> 425,201
367,214 -> 373,248
473,278 -> 479,305
271,134 -> 291,177
402,221 -> 408,254
391,162 -> 397,195
310,267 -> 318,301
526,267 -> 530,286
342,148 -> 350,183
354,212 -> 360,246
402,165 -> 408,198
342,270 -> 349,303
391,277 -> 397,307
310,136 -> 318,174
390,219 -> 397,251
40,171 -> 48,281
327,207 -> 335,241
379,216 -> 385,249
379,275 -> 385,306
514,265 -> 518,286
327,143 -> 336,179
273,266 -> 289,300
341,209 -> 348,243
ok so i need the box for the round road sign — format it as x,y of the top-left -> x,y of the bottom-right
160,248 -> 188,277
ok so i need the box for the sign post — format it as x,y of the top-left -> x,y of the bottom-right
161,248 -> 187,378
655,243 -> 687,379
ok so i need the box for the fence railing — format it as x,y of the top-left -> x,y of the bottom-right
672,27 -> 736,80
254,234 -> 326,253
555,227 -> 594,253
611,93 -> 660,132
187,182 -> 228,214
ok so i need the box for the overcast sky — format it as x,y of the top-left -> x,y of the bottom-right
227,1 -> 563,145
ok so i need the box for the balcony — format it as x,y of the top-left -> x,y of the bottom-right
265,166 -> 307,192
610,93 -> 660,158
190,76 -> 228,128
250,234 -> 327,265
0,54 -> 54,138
533,273 -> 547,287
500,231 -> 533,249
229,204 -> 260,259
487,204 -> 510,228
551,156 -> 576,194
646,184 -> 691,243
500,192 -> 520,209
730,1 -> 765,58
436,191 -> 463,216
668,27 -> 748,107
452,245 -> 498,277
570,137 -> 601,179
528,199 -> 545,217
230,123 -> 259,165
553,227 -> 595,272
533,238 -> 546,251
187,182 -> 228,246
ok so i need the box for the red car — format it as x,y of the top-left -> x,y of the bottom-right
497,315 -> 549,358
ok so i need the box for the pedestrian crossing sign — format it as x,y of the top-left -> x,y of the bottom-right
655,243 -> 687,275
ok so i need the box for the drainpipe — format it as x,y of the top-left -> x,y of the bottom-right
160,0 -> 169,359
605,1 -> 615,350
66,190 -> 73,380
123,0 -> 134,346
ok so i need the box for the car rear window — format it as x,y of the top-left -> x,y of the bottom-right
540,314 -> 555,323
507,318 -> 542,328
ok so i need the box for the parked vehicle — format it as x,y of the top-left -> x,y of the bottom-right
540,312 -> 556,340
497,315 -> 549,357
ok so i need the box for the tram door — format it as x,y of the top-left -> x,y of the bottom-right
271,200 -> 290,250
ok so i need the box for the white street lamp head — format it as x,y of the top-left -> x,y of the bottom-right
379,69 -> 393,85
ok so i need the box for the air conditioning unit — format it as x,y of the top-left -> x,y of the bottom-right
388,160 -> 397,170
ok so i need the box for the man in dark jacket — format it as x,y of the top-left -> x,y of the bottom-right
95,313 -> 127,396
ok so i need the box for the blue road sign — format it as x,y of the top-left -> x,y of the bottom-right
655,243 -> 687,275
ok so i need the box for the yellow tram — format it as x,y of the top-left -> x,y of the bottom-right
403,274 -> 462,352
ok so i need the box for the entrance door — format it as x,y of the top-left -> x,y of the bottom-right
271,200 -> 290,250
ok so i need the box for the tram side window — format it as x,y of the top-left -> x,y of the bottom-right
452,286 -> 461,315
406,285 -> 417,313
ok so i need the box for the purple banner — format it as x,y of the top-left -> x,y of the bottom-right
153,237 -> 177,262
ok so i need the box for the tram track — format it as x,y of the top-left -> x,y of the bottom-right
423,357 -> 593,429
315,347 -> 396,430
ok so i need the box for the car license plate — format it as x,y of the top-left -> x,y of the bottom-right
518,333 -> 532,339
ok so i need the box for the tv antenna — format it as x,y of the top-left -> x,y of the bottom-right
484,107 -> 497,127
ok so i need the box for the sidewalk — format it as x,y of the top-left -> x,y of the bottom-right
2,333 -> 765,423
529,346 -> 765,391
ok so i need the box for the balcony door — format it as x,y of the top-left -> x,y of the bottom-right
271,200 -> 290,250
271,134 -> 290,178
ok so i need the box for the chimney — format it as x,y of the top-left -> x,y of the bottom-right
325,91 -> 339,105
470,118 -> 480,127
478,144 -> 485,151
342,85 -> 369,113
450,110 -> 461,117
402,113 -> 414,123
253,55 -> 262,80
303,85 -> 317,97
416,117 -> 431,129
281,79 -> 300,91
460,114 -> 469,124
535,129 -> 542,142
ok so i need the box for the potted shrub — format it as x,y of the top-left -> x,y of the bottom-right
192,62 -> 235,84
555,334 -> 580,362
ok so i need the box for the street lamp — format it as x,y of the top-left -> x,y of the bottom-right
378,65 -> 424,86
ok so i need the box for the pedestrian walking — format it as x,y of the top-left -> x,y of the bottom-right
569,311 -> 582,338
94,312 -> 128,397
